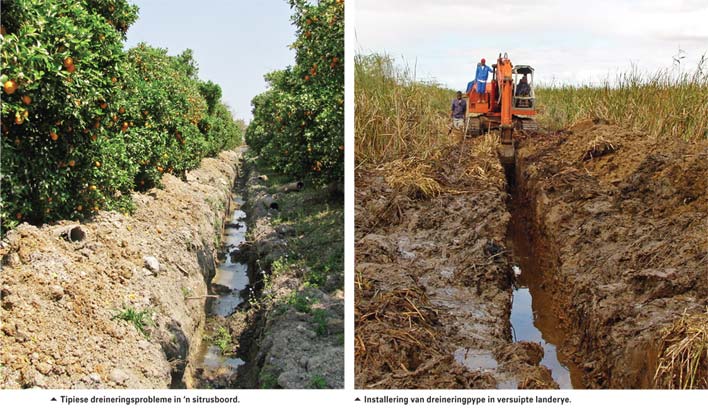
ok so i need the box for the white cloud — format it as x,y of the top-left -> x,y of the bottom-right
355,0 -> 708,87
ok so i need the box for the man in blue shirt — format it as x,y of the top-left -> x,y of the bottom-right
451,91 -> 467,131
473,58 -> 492,103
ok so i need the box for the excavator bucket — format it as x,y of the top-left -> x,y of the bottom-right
497,143 -> 515,167
498,126 -> 515,168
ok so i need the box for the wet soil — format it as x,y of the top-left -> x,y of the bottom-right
355,135 -> 557,389
197,157 -> 344,389
356,119 -> 708,389
506,188 -> 583,388
514,120 -> 708,388
192,191 -> 250,388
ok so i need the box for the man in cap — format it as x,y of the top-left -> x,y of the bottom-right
473,58 -> 492,103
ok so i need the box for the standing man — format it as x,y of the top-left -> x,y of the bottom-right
451,91 -> 467,132
474,58 -> 492,103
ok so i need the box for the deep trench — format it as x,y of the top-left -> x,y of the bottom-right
193,187 -> 250,386
503,160 -> 585,389
171,166 -> 264,389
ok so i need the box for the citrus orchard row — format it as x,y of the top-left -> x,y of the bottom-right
246,0 -> 344,184
1,0 -> 242,231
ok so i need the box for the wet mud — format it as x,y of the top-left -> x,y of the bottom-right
355,135 -> 557,389
193,191 -> 251,388
506,184 -> 583,388
356,119 -> 708,389
515,120 -> 708,388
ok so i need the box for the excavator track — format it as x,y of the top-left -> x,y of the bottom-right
466,116 -> 481,137
520,118 -> 538,133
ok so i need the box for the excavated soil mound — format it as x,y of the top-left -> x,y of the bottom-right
0,150 -> 242,389
516,120 -> 708,388
355,136 -> 557,389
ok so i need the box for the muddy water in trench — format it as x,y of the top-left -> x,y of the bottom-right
195,193 -> 250,381
506,183 -> 584,389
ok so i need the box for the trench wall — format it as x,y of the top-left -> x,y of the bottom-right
0,149 -> 243,389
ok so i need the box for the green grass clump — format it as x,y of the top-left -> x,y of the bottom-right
256,162 -> 344,293
309,374 -> 327,389
260,371 -> 279,389
287,292 -> 313,314
312,309 -> 328,336
112,307 -> 153,337
213,326 -> 232,354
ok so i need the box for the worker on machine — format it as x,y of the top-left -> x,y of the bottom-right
516,74 -> 531,107
451,90 -> 467,131
473,58 -> 492,103
516,74 -> 530,96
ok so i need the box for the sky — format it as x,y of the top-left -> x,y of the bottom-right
125,0 -> 297,121
355,0 -> 708,90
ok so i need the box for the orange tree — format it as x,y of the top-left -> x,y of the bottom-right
1,0 -> 139,229
109,44 -> 240,189
1,0 -> 242,232
246,0 -> 344,184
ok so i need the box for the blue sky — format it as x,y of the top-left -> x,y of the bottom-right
355,0 -> 708,90
126,0 -> 297,121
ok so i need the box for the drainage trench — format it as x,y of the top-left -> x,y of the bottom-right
504,164 -> 584,389
193,186 -> 251,386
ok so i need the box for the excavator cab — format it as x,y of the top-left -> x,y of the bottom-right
512,65 -> 535,109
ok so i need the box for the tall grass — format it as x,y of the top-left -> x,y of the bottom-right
355,54 -> 454,166
536,55 -> 708,141
356,53 -> 708,165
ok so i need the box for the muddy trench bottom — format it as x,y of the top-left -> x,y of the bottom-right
505,166 -> 585,389
193,192 -> 251,387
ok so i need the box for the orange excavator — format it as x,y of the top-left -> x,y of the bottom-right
465,52 -> 537,167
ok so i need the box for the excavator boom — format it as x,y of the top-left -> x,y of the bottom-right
497,54 -> 515,167
464,52 -> 537,170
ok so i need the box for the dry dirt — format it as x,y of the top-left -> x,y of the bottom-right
355,135 -> 557,389
515,119 -> 708,388
220,159 -> 345,389
0,149 -> 243,389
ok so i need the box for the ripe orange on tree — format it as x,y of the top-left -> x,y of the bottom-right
1,2 -> 243,231
4,80 -> 18,94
